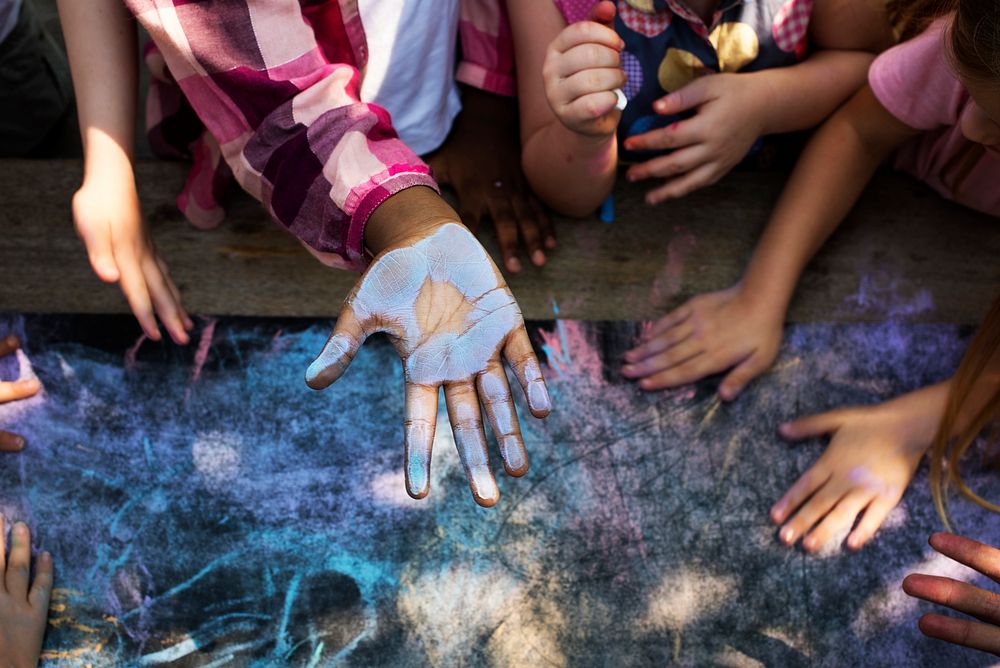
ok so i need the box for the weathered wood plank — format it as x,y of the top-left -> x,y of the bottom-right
1,159 -> 997,323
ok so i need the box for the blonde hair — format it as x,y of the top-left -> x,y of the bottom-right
930,295 -> 1000,530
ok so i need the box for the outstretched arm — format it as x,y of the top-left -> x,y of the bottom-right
58,0 -> 192,344
624,85 -> 918,396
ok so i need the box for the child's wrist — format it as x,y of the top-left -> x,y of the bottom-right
364,186 -> 461,255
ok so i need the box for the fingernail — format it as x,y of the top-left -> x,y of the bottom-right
531,250 -> 546,266
545,237 -> 557,249
780,526 -> 795,544
803,536 -> 817,552
508,257 -> 522,273
778,423 -> 792,437
627,173 -> 637,182
16,379 -> 40,391
501,438 -> 529,476
772,501 -> 786,520
41,551 -> 52,563
14,522 -> 27,537
621,364 -> 635,375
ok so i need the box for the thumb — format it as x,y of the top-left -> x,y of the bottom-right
305,305 -> 367,390
779,409 -> 846,441
718,353 -> 769,402
588,0 -> 617,26
654,75 -> 715,116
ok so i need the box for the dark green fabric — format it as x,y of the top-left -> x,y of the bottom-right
0,0 -> 71,156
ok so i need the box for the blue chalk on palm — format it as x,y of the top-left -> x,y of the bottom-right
599,194 -> 614,223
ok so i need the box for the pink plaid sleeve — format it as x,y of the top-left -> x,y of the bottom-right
457,0 -> 516,96
125,0 -> 438,271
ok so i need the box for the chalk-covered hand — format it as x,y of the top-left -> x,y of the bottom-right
306,222 -> 552,507
0,516 -> 52,668
622,284 -> 783,399
543,0 -> 625,138
624,73 -> 765,203
0,336 -> 41,453
73,175 -> 192,344
904,532 -> 1000,657
771,383 -> 948,553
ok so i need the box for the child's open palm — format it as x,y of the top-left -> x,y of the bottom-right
306,223 -> 552,507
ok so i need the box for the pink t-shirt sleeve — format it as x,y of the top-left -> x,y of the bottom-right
868,18 -> 967,131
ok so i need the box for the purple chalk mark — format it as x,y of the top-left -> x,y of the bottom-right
124,333 -> 149,371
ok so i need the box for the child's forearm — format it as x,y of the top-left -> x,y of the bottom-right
750,50 -> 875,137
57,0 -> 138,185
739,87 -> 916,315
522,122 -> 617,217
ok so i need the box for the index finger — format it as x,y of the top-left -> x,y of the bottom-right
114,249 -> 162,342
504,328 -> 551,418
929,532 -> 1000,584
552,21 -> 623,55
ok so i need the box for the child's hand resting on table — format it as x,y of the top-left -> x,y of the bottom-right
904,532 -> 1000,658
622,284 -> 784,399
770,382 -> 949,553
72,172 -> 193,345
543,1 -> 625,138
306,188 -> 552,508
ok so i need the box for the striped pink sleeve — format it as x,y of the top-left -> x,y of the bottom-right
125,0 -> 438,271
457,0 -> 516,96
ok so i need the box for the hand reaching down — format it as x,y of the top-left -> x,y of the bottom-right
904,532 -> 1000,657
73,178 -> 193,345
0,336 -> 41,452
771,383 -> 949,553
306,223 -> 552,507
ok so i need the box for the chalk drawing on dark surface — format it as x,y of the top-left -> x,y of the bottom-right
0,315 -> 997,667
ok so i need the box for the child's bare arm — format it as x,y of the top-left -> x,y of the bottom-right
626,49 -> 876,202
508,0 -> 621,217
57,0 -> 192,344
624,86 -> 918,396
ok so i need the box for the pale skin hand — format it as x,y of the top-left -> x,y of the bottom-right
0,337 -> 41,452
73,174 -> 193,344
904,533 -> 1000,657
624,50 -> 876,204
58,0 -> 192,345
771,382 -> 950,553
622,284 -> 783,398
624,73 -> 767,204
543,1 -> 624,138
306,208 -> 551,507
0,516 -> 53,668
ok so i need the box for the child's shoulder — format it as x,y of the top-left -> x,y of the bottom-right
869,16 -> 965,131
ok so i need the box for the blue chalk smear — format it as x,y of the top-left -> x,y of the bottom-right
599,195 -> 614,224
